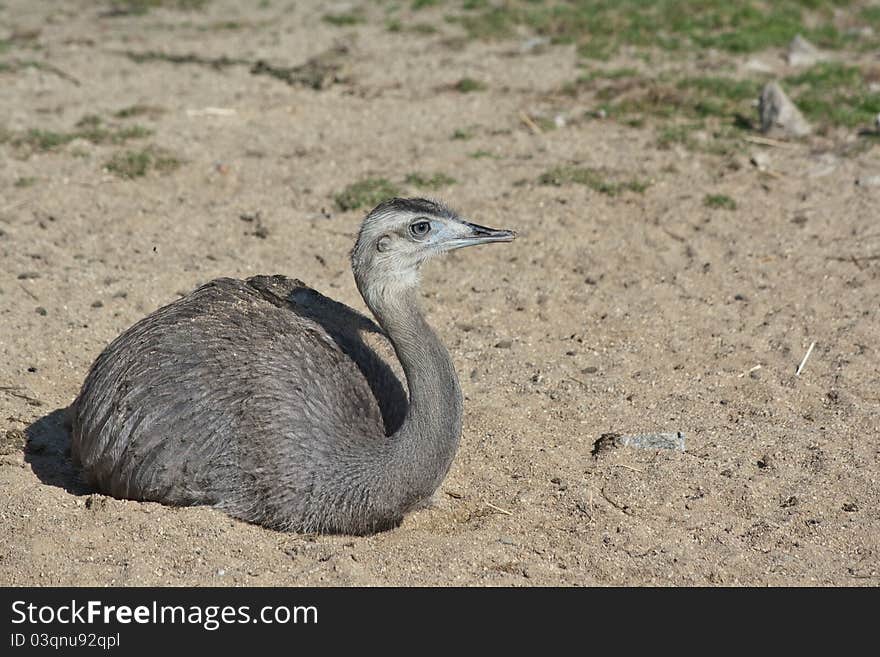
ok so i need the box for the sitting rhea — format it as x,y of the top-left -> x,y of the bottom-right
71,198 -> 516,534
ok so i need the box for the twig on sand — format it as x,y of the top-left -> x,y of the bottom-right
0,386 -> 43,407
738,365 -> 762,378
484,501 -> 512,516
612,464 -> 644,473
744,135 -> 791,147
600,487 -> 634,516
827,254 -> 880,269
1,200 -> 30,216
19,284 -> 39,301
796,341 -> 816,376
519,112 -> 542,135
42,62 -> 81,86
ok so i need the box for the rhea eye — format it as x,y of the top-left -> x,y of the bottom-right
409,220 -> 431,239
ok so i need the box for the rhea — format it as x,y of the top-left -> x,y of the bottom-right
70,198 -> 516,534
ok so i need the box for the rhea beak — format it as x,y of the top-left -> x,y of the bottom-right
443,221 -> 517,251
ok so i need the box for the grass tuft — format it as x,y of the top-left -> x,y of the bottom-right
335,178 -> 403,211
538,165 -> 648,196
404,172 -> 457,189
454,77 -> 487,93
105,146 -> 181,178
704,193 -> 737,210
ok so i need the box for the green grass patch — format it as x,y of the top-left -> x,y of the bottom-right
323,12 -> 364,27
404,172 -> 457,189
114,104 -> 166,119
14,176 -> 37,188
410,22 -> 439,34
452,127 -> 475,140
785,62 -> 880,128
657,123 -> 702,149
18,130 -> 76,151
107,0 -> 209,15
8,120 -> 153,153
677,76 -> 756,103
388,19 -> 438,34
572,61 -> 877,143
335,178 -> 403,211
604,74 -> 759,123
456,7 -> 516,40
579,67 -> 639,83
453,1 -> 854,58
454,77 -> 487,92
105,146 -> 181,178
862,6 -> 880,26
538,165 -> 649,196
469,150 -> 500,159
704,193 -> 737,210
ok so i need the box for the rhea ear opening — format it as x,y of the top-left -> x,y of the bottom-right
377,235 -> 392,252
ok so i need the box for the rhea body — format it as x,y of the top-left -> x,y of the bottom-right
70,199 -> 515,534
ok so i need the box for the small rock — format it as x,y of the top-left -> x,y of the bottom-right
855,174 -> 880,188
617,432 -> 686,451
750,151 -> 771,171
842,502 -> 858,512
786,34 -> 826,67
518,36 -> 550,54
91,300 -> 103,308
494,339 -> 512,349
759,82 -> 811,137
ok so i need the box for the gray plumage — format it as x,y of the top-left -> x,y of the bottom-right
70,198 -> 515,535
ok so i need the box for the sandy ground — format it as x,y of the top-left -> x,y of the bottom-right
1,0 -> 878,586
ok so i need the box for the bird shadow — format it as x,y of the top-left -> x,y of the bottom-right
246,275 -> 409,434
24,407 -> 90,495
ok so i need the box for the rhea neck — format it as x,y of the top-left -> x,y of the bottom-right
356,268 -> 463,502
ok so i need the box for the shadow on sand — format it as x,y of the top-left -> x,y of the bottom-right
25,407 -> 90,496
